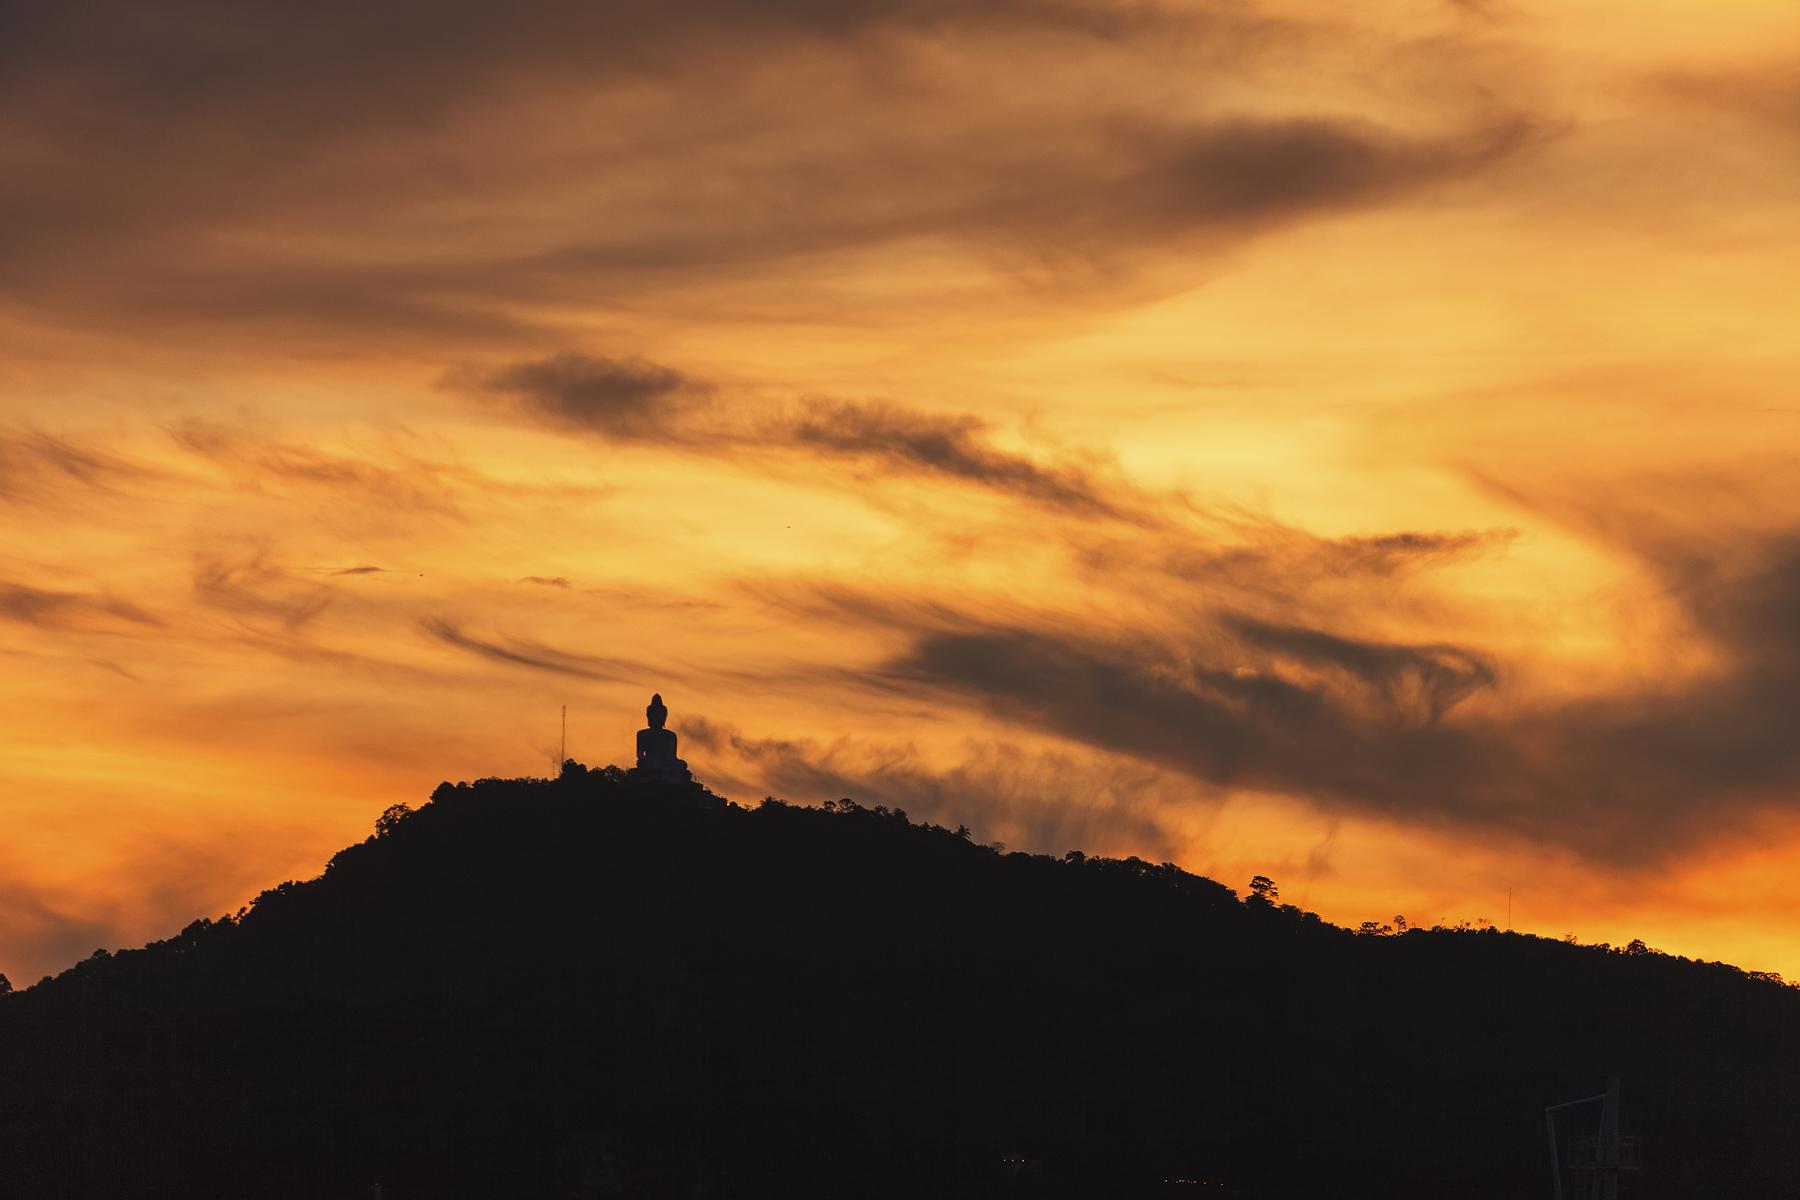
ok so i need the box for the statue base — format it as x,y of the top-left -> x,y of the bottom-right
627,759 -> 692,785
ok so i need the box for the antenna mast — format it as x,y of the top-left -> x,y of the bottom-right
560,704 -> 567,767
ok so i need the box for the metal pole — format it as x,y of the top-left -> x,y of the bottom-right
1546,1109 -> 1564,1200
1598,1076 -> 1621,1200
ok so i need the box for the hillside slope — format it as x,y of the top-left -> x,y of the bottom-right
2,766 -> 1797,1198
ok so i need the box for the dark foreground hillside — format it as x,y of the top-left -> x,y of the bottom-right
3,768 -> 1798,1199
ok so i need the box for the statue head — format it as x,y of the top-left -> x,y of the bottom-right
646,692 -> 668,729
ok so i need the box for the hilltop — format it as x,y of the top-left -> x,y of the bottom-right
2,765 -> 1797,1198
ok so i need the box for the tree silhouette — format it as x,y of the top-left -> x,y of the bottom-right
374,802 -> 413,836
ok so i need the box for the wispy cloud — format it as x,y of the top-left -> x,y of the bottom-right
1082,523 -> 1518,600
0,822 -> 316,987
193,553 -> 333,631
169,419 -> 476,517
0,0 -> 1538,346
752,490 -> 1800,867
460,352 -> 1140,519
687,714 -> 1181,859
0,580 -> 161,632
420,617 -> 639,682
0,882 -> 111,987
0,432 -> 161,506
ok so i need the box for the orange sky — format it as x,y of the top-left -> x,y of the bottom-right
6,0 -> 1800,985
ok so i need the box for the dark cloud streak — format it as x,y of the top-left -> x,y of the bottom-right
789,515 -> 1800,865
0,580 -> 161,632
0,433 -> 158,505
0,1 -> 1537,344
1039,115 -> 1535,239
1139,525 -> 1517,598
789,398 -> 1130,518
455,354 -> 707,441
1221,612 -> 1496,723
463,352 -> 1138,519
420,617 -> 637,682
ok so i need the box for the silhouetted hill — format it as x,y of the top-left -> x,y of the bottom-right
3,766 -> 1797,1198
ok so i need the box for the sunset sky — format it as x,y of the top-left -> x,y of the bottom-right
7,0 -> 1800,986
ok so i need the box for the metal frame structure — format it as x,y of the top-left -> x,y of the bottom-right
1545,1076 -> 1639,1200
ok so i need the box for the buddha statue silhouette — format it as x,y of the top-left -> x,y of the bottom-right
630,692 -> 691,784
